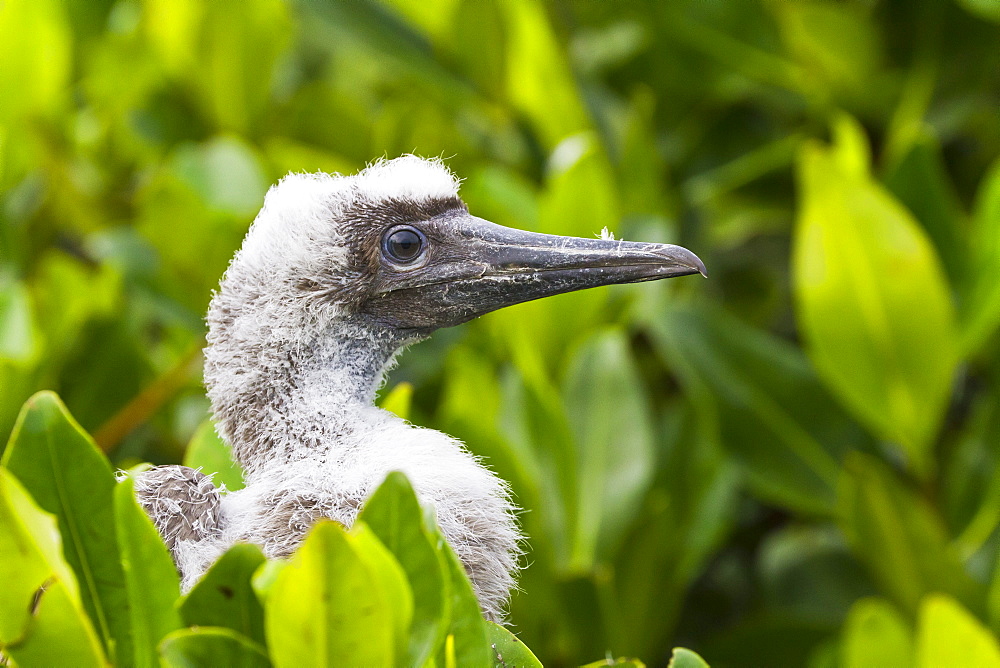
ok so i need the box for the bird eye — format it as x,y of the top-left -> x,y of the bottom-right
382,226 -> 426,265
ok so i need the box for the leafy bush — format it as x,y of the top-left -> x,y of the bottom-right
2,0 -> 1000,666
4,391 -> 697,666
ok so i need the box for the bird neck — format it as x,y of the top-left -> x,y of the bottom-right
205,311 -> 411,478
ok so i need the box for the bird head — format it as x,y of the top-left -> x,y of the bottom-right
230,155 -> 705,339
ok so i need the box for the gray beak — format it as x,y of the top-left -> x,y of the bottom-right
363,213 -> 706,331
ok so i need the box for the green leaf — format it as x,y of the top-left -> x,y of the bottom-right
145,0 -> 292,134
380,0 -> 460,43
1,391 -> 131,663
171,136 -> 268,218
581,660 -> 646,668
0,469 -> 107,667
916,594 -> 1000,667
838,453 -> 981,617
957,0 -> 1000,23
961,157 -> 1000,354
648,302 -> 857,515
434,520 -> 492,668
842,597 -> 914,668
883,134 -> 969,287
0,0 -> 71,124
357,472 -> 449,666
562,328 -> 654,570
377,382 -> 414,421
265,520 -> 412,667
793,116 -> 957,476
183,419 -> 245,492
179,543 -> 266,647
486,621 -> 542,668
502,0 -> 589,148
160,627 -> 270,668
0,278 -> 38,363
114,471 -> 183,668
772,2 -> 879,96
449,0 -> 507,99
668,647 -> 709,668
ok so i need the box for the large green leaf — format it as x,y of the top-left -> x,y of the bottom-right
793,116 -> 957,476
179,543 -> 266,647
357,472 -> 449,666
264,520 -> 413,667
916,594 -> 1000,667
648,302 -> 858,515
841,597 -> 913,668
114,472 -> 183,668
0,469 -> 107,666
838,453 -> 981,617
2,391 -> 131,664
183,419 -> 245,492
160,627 -> 270,668
562,328 -> 655,570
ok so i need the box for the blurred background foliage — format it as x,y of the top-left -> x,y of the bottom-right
1,0 -> 1000,665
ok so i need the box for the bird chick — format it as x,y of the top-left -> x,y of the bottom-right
135,156 -> 705,622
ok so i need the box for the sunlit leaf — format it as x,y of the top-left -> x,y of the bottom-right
183,419 -> 245,492
115,471 -> 183,668
179,543 -> 266,647
841,597 -> 914,668
358,472 -> 449,666
380,0 -> 460,43
0,469 -> 107,667
2,391 -> 131,663
916,594 -> 1000,667
502,0 -> 590,148
0,0 -> 71,123
793,116 -> 957,476
377,382 -> 414,421
265,520 -> 412,667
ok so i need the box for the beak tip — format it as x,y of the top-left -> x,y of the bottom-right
678,248 -> 707,278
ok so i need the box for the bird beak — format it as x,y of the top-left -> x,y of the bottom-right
366,214 -> 706,331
